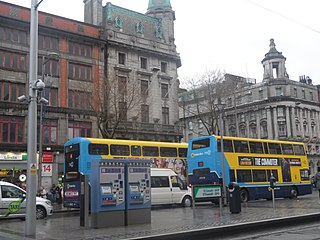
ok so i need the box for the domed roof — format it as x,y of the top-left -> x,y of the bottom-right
261,39 -> 286,63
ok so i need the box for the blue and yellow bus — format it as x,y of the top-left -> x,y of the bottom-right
64,137 -> 188,182
187,135 -> 312,202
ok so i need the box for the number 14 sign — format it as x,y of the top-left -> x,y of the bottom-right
42,164 -> 52,177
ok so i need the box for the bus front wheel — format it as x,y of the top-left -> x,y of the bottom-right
290,187 -> 298,199
239,189 -> 249,203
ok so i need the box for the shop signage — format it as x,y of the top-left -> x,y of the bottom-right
41,164 -> 53,176
42,152 -> 53,163
0,153 -> 27,161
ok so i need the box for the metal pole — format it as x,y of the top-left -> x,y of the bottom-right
220,109 -> 227,206
26,0 -> 38,237
38,56 -> 45,189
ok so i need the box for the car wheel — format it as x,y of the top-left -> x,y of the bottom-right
181,196 -> 192,207
239,189 -> 249,203
36,206 -> 46,219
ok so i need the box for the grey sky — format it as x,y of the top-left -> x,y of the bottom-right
3,0 -> 320,86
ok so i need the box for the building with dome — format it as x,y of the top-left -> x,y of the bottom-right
179,39 -> 320,174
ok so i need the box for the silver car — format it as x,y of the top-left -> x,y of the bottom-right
0,181 -> 53,219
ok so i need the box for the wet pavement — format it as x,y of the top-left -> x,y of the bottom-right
0,191 -> 320,240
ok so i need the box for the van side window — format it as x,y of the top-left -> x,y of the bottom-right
171,176 -> 183,189
151,176 -> 169,188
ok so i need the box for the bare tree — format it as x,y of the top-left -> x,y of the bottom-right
180,69 -> 227,136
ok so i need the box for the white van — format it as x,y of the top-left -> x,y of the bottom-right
151,168 -> 192,207
0,181 -> 53,219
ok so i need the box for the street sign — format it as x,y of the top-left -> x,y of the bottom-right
41,164 -> 52,176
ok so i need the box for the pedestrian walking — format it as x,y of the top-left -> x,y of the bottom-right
50,184 -> 57,203
315,167 -> 320,200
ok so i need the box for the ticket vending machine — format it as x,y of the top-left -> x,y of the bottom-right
126,160 -> 151,225
91,160 -> 126,228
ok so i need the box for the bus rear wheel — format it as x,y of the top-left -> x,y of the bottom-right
290,187 -> 298,199
239,189 -> 249,203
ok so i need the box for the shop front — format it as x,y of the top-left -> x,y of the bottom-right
0,152 -> 27,190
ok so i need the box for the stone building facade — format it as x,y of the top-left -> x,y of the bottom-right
0,0 -> 182,189
84,0 -> 182,142
179,39 -> 320,174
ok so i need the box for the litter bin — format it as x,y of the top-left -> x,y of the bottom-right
228,182 -> 241,214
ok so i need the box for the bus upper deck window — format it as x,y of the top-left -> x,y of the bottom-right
293,144 -> 305,155
234,140 -> 249,153
178,148 -> 187,158
160,147 -> 177,157
142,146 -> 159,156
218,139 -> 233,152
131,145 -> 141,156
110,144 -> 130,156
268,143 -> 282,154
88,144 -> 108,155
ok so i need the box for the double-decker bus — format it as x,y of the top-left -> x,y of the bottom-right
64,137 -> 188,182
187,135 -> 312,202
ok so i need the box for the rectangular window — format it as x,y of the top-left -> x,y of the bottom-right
277,107 -> 284,117
68,121 -> 92,139
249,141 -> 264,154
68,41 -> 92,57
39,34 -> 59,51
0,50 -> 26,70
178,148 -> 187,158
252,170 -> 267,182
140,57 -> 147,69
160,62 -> 167,73
141,105 -> 149,123
293,144 -> 305,156
142,146 -> 159,157
268,143 -> 282,154
110,145 -> 130,156
118,76 -> 127,100
234,140 -> 249,153
41,119 -> 58,144
275,87 -> 283,96
0,116 -> 24,143
68,91 -> 91,109
118,52 -> 126,65
1,27 -> 27,45
161,83 -> 169,98
237,170 -> 252,182
302,89 -> 305,99
89,144 -> 109,155
151,176 -> 169,188
119,102 -> 127,121
0,81 -> 25,102
282,144 -> 294,155
217,139 -> 233,152
141,80 -> 148,96
131,145 -> 141,156
38,57 -> 59,77
162,107 -> 169,124
160,147 -> 177,157
68,63 -> 92,81
259,90 -> 263,100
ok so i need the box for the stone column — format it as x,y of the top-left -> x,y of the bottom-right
273,107 -> 278,139
267,107 -> 273,139
285,106 -> 291,138
291,106 -> 297,138
256,110 -> 261,138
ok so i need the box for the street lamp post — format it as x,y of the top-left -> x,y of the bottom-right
26,0 -> 39,236
217,99 -> 227,206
